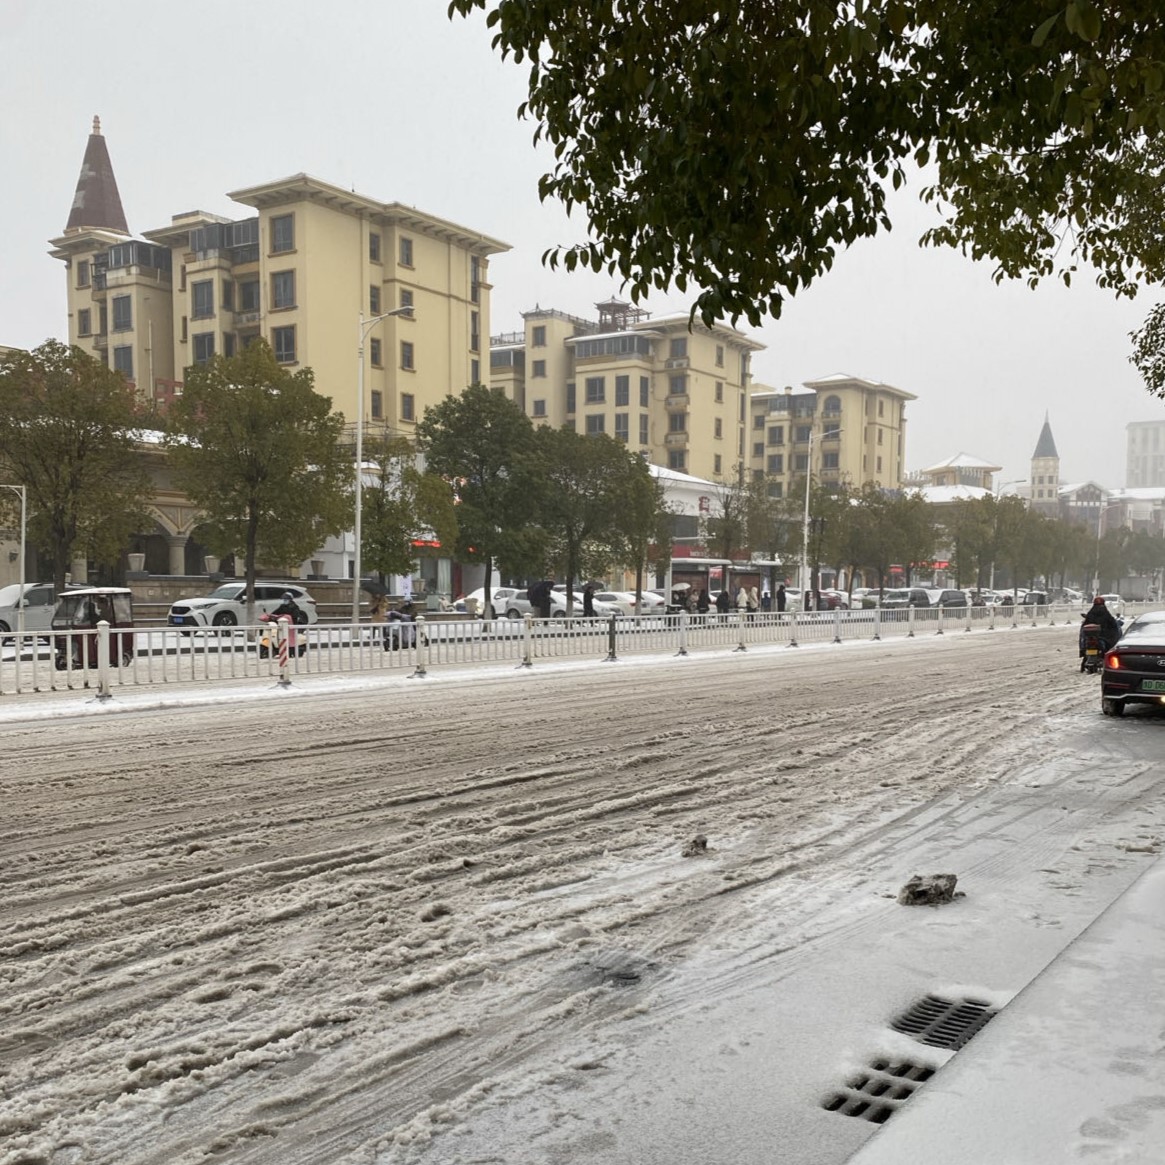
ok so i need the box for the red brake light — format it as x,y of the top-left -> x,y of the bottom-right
1105,652 -> 1120,669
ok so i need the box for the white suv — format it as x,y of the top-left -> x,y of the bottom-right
0,582 -> 61,634
167,582 -> 318,630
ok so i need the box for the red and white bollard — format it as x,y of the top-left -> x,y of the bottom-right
276,615 -> 291,687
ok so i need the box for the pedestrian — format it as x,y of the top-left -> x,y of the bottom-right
776,583 -> 787,613
747,585 -> 760,622
583,582 -> 596,618
715,588 -> 731,616
368,592 -> 389,644
696,587 -> 710,614
761,590 -> 772,613
736,585 -> 748,614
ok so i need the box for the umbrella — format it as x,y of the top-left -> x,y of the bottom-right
361,579 -> 390,596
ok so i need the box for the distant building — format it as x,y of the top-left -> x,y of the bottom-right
1030,413 -> 1061,515
1125,420 -> 1165,488
490,298 -> 764,482
911,452 -> 1001,503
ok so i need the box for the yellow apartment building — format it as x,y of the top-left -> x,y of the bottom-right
747,374 -> 915,496
490,298 -> 765,483
49,120 -> 509,438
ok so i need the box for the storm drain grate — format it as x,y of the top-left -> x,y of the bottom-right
890,994 -> 997,1050
822,1059 -> 934,1124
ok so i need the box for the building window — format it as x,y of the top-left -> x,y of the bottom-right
271,214 -> 294,254
532,360 -> 546,378
369,285 -> 381,314
401,392 -> 415,421
753,441 -> 764,458
824,421 -> 841,438
753,415 -> 765,429
532,325 -> 546,347
640,376 -> 649,407
586,414 -> 605,435
714,418 -> 723,439
533,399 -> 547,417
223,333 -> 236,357
369,337 -> 382,367
668,450 -> 686,470
77,308 -> 91,336
471,311 -> 480,353
715,344 -> 724,367
400,288 -> 413,311
192,280 -> 215,320
823,451 -> 839,469
877,428 -> 884,445
767,426 -> 784,446
669,337 -> 687,359
193,333 -> 216,364
795,424 -> 812,442
371,390 -> 383,419
615,413 -> 629,442
566,383 -> 576,412
401,340 -> 414,370
878,399 -> 885,417
112,295 -> 132,332
769,481 -> 783,498
240,279 -> 260,312
471,358 -> 480,384
668,374 -> 687,396
113,346 -> 133,378
639,414 -> 649,445
876,455 -> 883,472
471,255 -> 481,303
615,375 -> 630,406
399,236 -> 414,266
369,231 -> 381,262
711,454 -> 720,475
271,327 -> 295,363
668,411 -> 686,432
271,271 -> 295,310
768,453 -> 784,473
823,394 -> 841,416
715,380 -> 723,402
585,376 -> 605,403
76,260 -> 90,288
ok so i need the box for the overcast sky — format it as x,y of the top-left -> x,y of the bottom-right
3,0 -> 1162,488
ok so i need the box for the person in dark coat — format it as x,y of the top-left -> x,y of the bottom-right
696,588 -> 711,614
715,588 -> 731,615
583,583 -> 596,618
776,584 -> 787,613
1081,595 -> 1121,653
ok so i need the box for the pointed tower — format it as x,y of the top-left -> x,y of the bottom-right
1030,413 -> 1061,515
64,115 -> 129,235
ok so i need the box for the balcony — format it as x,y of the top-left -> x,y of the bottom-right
234,311 -> 261,328
665,393 -> 689,409
664,430 -> 688,446
92,332 -> 108,349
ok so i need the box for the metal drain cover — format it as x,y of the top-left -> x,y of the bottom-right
822,1059 -> 934,1124
890,994 -> 997,1050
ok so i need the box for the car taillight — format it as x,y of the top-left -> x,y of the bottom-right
1105,652 -> 1120,669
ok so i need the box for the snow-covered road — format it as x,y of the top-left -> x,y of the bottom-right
2,629 -> 1161,1164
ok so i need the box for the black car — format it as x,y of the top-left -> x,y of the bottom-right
1100,611 -> 1165,717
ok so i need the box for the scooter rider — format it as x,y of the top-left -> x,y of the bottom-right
1080,594 -> 1121,654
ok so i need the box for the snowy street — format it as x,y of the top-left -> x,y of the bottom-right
1,628 -> 1162,1164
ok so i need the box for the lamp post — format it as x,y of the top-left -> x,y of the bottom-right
352,307 -> 415,624
1,484 -> 27,636
1093,496 -> 1123,596
987,478 -> 1026,595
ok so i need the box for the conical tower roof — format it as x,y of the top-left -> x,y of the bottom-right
1032,413 -> 1058,459
65,116 -> 129,235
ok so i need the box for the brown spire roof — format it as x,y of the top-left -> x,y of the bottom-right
64,116 -> 129,235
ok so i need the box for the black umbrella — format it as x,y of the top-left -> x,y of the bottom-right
361,579 -> 390,596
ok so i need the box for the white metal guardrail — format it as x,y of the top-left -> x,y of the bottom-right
0,603 -> 1143,699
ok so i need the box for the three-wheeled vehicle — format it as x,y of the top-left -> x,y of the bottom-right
51,587 -> 136,669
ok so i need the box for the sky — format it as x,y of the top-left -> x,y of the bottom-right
2,0 -> 1163,489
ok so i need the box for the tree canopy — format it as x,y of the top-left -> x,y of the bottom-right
0,340 -> 152,588
163,341 -> 350,608
450,1 -> 1165,326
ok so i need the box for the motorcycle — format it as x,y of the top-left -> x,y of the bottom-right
257,612 -> 307,659
1079,614 -> 1122,674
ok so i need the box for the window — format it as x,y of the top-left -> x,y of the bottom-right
754,414 -> 765,429
823,421 -> 841,438
221,280 -> 234,311
471,256 -> 481,303
193,333 -> 216,364
753,441 -> 764,458
532,325 -> 546,347
823,394 -> 841,416
585,414 -> 605,435
371,390 -> 383,419
271,271 -> 295,310
668,374 -> 687,396
768,453 -> 784,473
878,399 -> 885,417
113,346 -> 133,378
714,454 -> 722,475
532,360 -> 546,378
240,279 -> 260,312
668,411 -> 686,432
192,280 -> 215,320
668,450 -> 686,470
615,375 -> 630,406
271,214 -> 294,254
369,285 -> 381,314
112,295 -> 132,332
615,413 -> 629,442
715,381 -> 723,402
369,231 -> 381,262
794,453 -> 809,471
585,376 -> 605,403
369,337 -> 382,367
533,399 -> 547,417
876,455 -> 883,472
715,344 -> 724,367
822,451 -> 839,469
401,340 -> 414,370
767,425 -> 784,446
399,236 -> 414,266
400,288 -> 413,311
566,383 -> 576,412
471,359 -> 480,384
77,308 -> 91,336
877,429 -> 884,445
639,414 -> 649,445
272,327 -> 295,363
76,260 -> 90,288
640,376 -> 649,407
714,418 -> 722,439
223,333 -> 236,357
669,337 -> 687,359
401,392 -> 415,421
471,310 -> 480,352
769,481 -> 783,498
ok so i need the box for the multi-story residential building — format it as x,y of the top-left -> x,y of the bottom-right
747,374 -> 914,496
50,120 -> 509,438
1125,420 -> 1165,488
490,298 -> 765,482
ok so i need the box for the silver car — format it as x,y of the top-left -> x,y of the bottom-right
0,582 -> 60,634
167,582 -> 318,629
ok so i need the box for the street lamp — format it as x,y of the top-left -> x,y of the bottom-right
987,478 -> 1026,595
1,484 -> 27,636
1093,496 -> 1123,596
353,306 -> 415,623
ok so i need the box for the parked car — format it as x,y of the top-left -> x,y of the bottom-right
926,588 -> 969,608
457,587 -> 518,616
1101,611 -> 1165,716
612,590 -> 666,612
0,582 -> 62,634
1020,590 -> 1050,606
817,588 -> 850,610
168,582 -> 318,630
504,589 -> 618,618
880,588 -> 931,609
